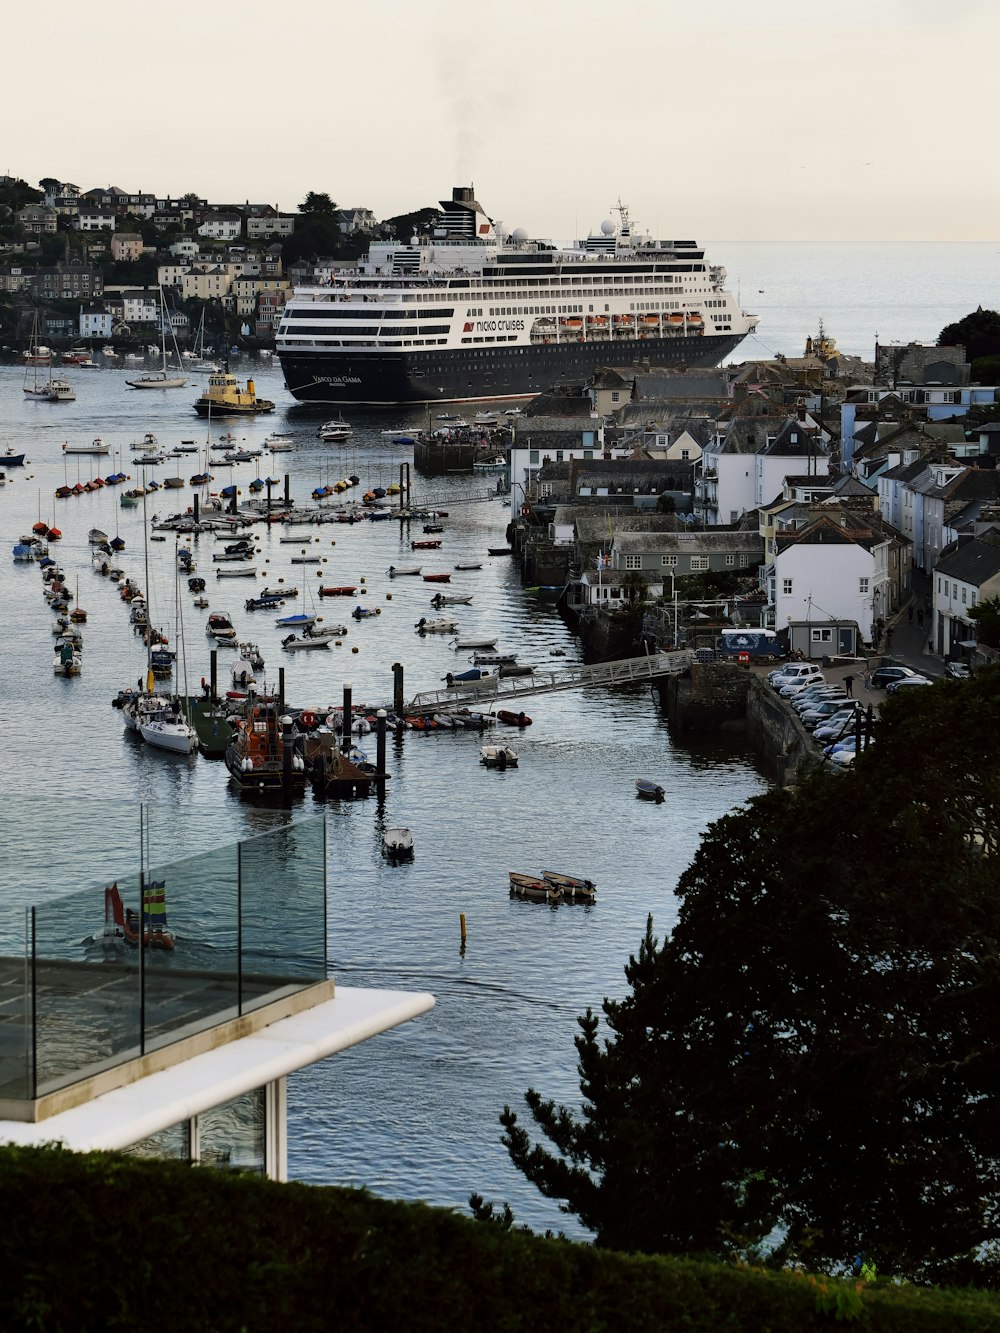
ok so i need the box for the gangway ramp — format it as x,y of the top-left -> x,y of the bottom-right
406,650 -> 693,714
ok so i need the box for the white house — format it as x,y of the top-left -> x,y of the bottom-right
198,213 -> 242,242
696,412 -> 829,527
932,537 -> 1000,658
79,306 -> 113,340
768,514 -> 891,648
77,207 -> 116,232
120,289 -> 158,325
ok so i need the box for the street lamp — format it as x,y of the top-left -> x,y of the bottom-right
666,570 -> 679,647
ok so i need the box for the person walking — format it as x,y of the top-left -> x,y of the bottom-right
863,670 -> 871,691
844,673 -> 855,698
917,608 -> 924,629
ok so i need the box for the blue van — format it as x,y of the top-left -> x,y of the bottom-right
718,629 -> 787,662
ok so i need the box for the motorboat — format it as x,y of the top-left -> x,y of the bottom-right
422,573 -> 451,584
495,709 -> 532,727
282,624 -> 346,650
455,637 -> 497,650
430,592 -> 472,606
635,777 -> 665,803
265,433 -> 294,452
276,611 -> 317,629
480,744 -> 518,769
387,565 -> 421,577
415,617 -> 458,634
382,828 -> 414,862
63,437 -> 111,455
206,611 -> 237,641
454,562 -> 483,571
225,697 -> 307,794
216,566 -> 257,579
318,586 -> 357,598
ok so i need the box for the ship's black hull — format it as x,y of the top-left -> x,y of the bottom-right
277,333 -> 749,406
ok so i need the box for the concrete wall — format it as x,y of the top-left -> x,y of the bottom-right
661,666 -> 821,787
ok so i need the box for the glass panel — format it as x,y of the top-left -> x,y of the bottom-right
198,1088 -> 265,1173
141,843 -> 240,1057
0,911 -> 30,1101
239,817 -> 327,1016
122,1119 -> 191,1163
33,877 -> 143,1097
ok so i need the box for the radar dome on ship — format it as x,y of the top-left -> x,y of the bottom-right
512,226 -> 528,243
601,218 -> 615,236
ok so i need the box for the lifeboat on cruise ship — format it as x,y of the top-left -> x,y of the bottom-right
588,315 -> 608,327
668,313 -> 684,325
687,311 -> 704,328
613,314 -> 633,326
560,317 -> 583,329
641,314 -> 660,327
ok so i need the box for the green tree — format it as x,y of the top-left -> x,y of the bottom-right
969,594 -> 1000,649
497,669 -> 1000,1284
938,307 -> 1000,365
299,191 -> 337,215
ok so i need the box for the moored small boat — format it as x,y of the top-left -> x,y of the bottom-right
481,744 -> 518,769
635,777 -> 665,803
495,709 -> 531,727
509,872 -> 558,902
541,871 -> 597,903
382,827 -> 414,862
423,572 -> 451,583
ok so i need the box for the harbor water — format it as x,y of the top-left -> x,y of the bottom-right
0,360 -> 765,1232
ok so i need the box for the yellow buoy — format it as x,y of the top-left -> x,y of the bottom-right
352,646 -> 359,654
360,576 -> 366,584
386,593 -> 392,601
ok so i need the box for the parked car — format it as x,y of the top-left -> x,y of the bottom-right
801,699 -> 860,728
792,687 -> 846,712
812,706 -> 867,740
779,675 -> 828,698
885,675 -> 933,693
945,662 -> 970,679
869,665 -> 921,689
770,662 -> 823,690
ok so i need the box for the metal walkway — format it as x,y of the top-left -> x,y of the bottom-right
407,650 -> 693,714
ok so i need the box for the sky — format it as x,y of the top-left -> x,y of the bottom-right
8,0 -> 998,243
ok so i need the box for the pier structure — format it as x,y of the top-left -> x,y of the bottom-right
405,650 -> 693,715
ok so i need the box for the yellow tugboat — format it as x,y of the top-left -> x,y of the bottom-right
193,371 -> 275,417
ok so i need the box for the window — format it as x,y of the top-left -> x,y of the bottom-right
690,556 -> 709,572
529,450 -> 539,465
782,578 -> 793,595
625,555 -> 642,570
961,587 -> 967,605
971,591 -> 977,606
859,578 -> 869,594
725,554 -> 735,566
661,554 -> 678,567
811,628 -> 833,643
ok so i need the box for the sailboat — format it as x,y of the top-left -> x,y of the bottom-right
186,308 -> 220,373
126,287 -> 187,389
24,312 -> 75,401
139,522 -> 198,754
102,881 -> 175,950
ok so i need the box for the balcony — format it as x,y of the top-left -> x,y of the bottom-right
0,806 -> 328,1120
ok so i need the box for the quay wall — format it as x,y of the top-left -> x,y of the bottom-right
660,666 -> 821,787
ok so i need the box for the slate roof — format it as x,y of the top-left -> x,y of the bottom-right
935,537 -> 1000,585
613,530 -> 764,556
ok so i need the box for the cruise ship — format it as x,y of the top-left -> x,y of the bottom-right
275,187 -> 759,406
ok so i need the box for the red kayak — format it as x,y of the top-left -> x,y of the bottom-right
318,586 -> 357,597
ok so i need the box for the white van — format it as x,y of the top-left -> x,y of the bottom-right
769,662 -> 823,690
